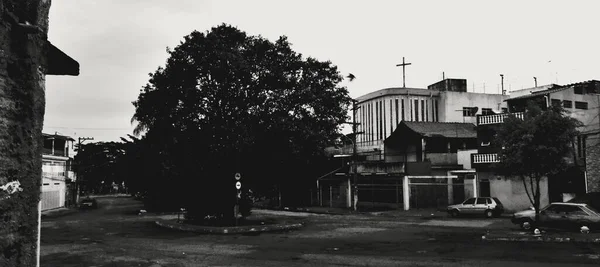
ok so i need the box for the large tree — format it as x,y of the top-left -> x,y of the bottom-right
131,24 -> 352,220
73,141 -> 127,194
494,102 -> 581,223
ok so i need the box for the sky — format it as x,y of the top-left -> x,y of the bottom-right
44,0 -> 600,142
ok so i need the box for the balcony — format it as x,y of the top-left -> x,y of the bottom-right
42,171 -> 66,179
472,153 -> 500,164
477,112 -> 524,126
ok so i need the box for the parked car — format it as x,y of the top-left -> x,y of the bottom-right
447,197 -> 504,218
568,192 -> 600,211
79,197 -> 98,209
511,202 -> 600,232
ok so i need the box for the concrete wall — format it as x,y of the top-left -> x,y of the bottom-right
0,1 -> 53,265
457,149 -> 477,169
425,153 -> 457,165
479,172 -> 549,212
438,91 -> 509,124
547,87 -> 600,133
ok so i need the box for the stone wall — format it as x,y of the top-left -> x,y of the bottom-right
586,132 -> 600,193
0,1 -> 51,266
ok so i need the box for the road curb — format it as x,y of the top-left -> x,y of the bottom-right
41,208 -> 79,219
155,219 -> 304,234
483,234 -> 600,244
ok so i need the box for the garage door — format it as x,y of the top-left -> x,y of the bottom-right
41,190 -> 61,211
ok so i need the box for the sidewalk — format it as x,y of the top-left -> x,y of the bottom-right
41,207 -> 78,219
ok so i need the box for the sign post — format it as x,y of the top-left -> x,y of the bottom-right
234,173 -> 241,226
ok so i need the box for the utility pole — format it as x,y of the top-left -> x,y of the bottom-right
76,137 -> 94,203
350,100 -> 362,211
500,74 -> 505,95
396,57 -> 412,88
534,77 -> 538,87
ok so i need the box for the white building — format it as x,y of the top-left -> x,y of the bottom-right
354,79 -> 510,156
41,133 -> 76,211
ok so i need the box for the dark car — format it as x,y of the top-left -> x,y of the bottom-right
568,192 -> 600,211
79,197 -> 98,209
511,202 -> 600,232
447,197 -> 504,218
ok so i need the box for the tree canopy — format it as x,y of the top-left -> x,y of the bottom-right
130,24 -> 352,219
494,102 -> 582,221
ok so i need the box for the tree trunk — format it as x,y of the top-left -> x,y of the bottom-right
0,1 -> 52,266
534,176 -> 542,227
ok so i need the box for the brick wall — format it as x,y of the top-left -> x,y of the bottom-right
586,132 -> 600,193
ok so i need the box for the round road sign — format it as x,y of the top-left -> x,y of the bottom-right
234,173 -> 241,180
235,181 -> 242,190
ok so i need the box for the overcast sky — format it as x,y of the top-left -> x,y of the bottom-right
44,0 -> 600,142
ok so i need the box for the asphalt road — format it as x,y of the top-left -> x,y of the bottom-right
41,197 -> 600,266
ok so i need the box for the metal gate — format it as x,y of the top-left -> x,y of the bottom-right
41,190 -> 61,211
357,176 -> 403,209
409,177 -> 470,209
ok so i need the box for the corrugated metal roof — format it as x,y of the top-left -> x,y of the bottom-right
402,121 -> 476,138
507,80 -> 600,101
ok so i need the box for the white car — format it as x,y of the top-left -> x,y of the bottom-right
447,197 -> 504,218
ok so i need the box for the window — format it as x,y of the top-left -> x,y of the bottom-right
435,100 -> 439,122
379,101 -> 384,139
463,198 -> 476,205
563,100 -> 572,108
476,198 -> 487,205
410,100 -> 413,121
402,99 -> 405,121
575,101 -> 588,110
566,206 -> 588,216
390,99 -> 393,134
395,99 -> 399,125
551,99 -> 562,107
383,100 -> 386,138
43,183 -> 49,186
421,99 -> 425,121
414,100 -> 419,122
486,198 -> 493,205
54,183 -> 59,185
481,108 -> 494,115
463,107 -> 477,117
501,107 -> 508,113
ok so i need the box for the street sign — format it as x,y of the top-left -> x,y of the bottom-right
234,173 -> 241,180
235,181 -> 241,190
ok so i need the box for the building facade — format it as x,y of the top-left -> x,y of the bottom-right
41,133 -> 76,211
318,79 -> 509,210
354,79 -> 509,157
472,81 -> 600,211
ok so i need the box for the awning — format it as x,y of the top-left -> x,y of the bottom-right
46,41 -> 79,76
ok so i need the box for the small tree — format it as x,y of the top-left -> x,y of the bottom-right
494,102 -> 581,224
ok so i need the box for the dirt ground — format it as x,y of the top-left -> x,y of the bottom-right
41,196 -> 600,266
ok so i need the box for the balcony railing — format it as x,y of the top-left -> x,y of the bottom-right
472,153 -> 500,164
42,171 -> 66,178
477,112 -> 524,125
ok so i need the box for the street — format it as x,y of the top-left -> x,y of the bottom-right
41,197 -> 600,266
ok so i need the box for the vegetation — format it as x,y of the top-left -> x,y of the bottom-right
494,102 -> 582,223
119,24 -> 352,222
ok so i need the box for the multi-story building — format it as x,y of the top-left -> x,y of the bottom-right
354,78 -> 509,158
41,133 -> 76,211
472,80 -> 600,211
318,79 -> 510,210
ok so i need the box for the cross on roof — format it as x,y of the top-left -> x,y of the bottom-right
396,57 -> 412,88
